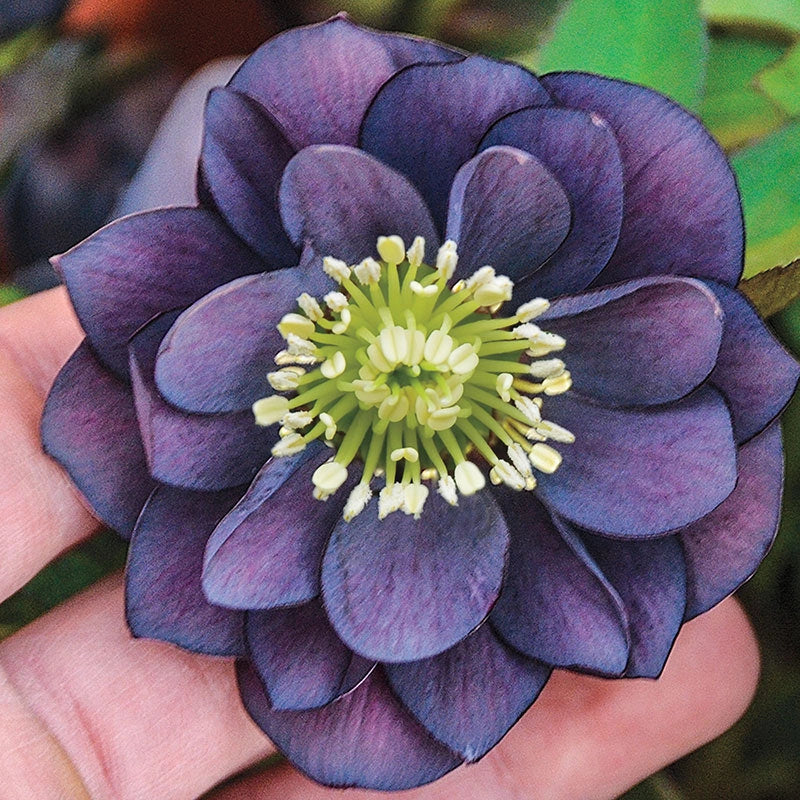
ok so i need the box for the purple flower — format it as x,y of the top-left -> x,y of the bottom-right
42,14 -> 799,791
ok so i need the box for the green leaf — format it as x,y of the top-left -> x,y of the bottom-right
739,258 -> 800,317
756,40 -> 800,117
0,285 -> 25,306
0,26 -> 48,77
732,121 -> 800,277
701,0 -> 800,37
700,34 -> 787,151
534,0 -> 707,109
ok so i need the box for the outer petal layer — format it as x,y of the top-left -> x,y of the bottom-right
322,490 -> 509,663
41,341 -> 154,537
126,486 -> 245,656
386,624 -> 550,761
542,72 -> 743,287
237,662 -> 462,790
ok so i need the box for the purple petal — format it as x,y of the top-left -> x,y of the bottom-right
578,529 -> 686,678
154,269 -> 318,414
322,490 -> 509,663
361,56 -> 552,227
126,486 -> 245,656
129,313 -> 275,491
537,387 -> 737,537
279,145 -> 439,264
681,424 -> 784,619
202,445 -> 349,609
198,87 -> 297,265
54,207 -> 263,377
230,14 -> 462,150
246,599 -> 374,711
707,282 -> 800,443
237,662 -> 461,790
542,277 -> 723,406
480,107 -> 623,296
41,341 -> 154,538
490,495 -> 629,675
541,72 -> 743,286
385,624 -> 549,761
445,145 -> 570,280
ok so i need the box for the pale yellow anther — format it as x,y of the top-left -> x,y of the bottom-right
378,483 -> 405,519
354,257 -> 382,285
410,280 -> 437,297
454,461 -> 485,495
405,329 -> 426,366
436,240 -> 458,279
535,419 -> 576,444
474,275 -> 513,307
283,410 -> 313,429
312,460 -> 348,499
448,342 -> 479,375
278,312 -> 315,339
427,405 -> 462,431
421,468 -> 438,481
343,483 -> 372,521
515,396 -> 542,424
320,350 -> 347,379
424,329 -> 454,365
267,368 -> 304,391
508,443 -> 533,477
287,333 -> 316,356
390,447 -> 419,463
407,236 -> 425,267
323,256 -> 351,283
253,395 -> 290,426
513,322 -> 542,340
490,460 -> 526,490
331,307 -> 352,335
529,359 -> 565,378
319,412 -> 337,440
377,235 -> 406,265
451,279 -> 466,292
379,325 -> 409,365
466,265 -> 496,290
496,372 -> 513,402
353,379 -> 392,404
379,392 -> 410,423
437,475 -> 458,505
271,432 -> 306,457
275,349 -> 320,366
402,483 -> 429,518
297,292 -> 323,321
516,297 -> 550,322
324,291 -> 349,312
543,371 -> 572,395
526,331 -> 567,356
529,443 -> 563,474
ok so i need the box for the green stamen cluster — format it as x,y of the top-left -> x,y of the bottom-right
253,235 -> 574,521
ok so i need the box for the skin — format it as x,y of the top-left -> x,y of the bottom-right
0,286 -> 762,800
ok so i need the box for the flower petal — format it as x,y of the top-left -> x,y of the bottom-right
537,387 -> 738,537
129,313 -> 275,491
361,56 -> 552,227
237,662 -> 462,790
681,423 -> 784,619
126,485 -> 245,656
541,72 -> 743,286
542,277 -> 723,406
246,599 -> 374,711
202,445 -> 349,609
578,529 -> 687,678
385,624 -> 550,761
322,490 -> 509,663
706,282 -> 800,443
230,13 -> 462,149
480,107 -> 623,296
279,145 -> 439,264
154,269 -> 323,414
490,495 -> 630,675
41,341 -> 154,538
198,87 -> 298,265
54,207 -> 263,377
445,145 -> 570,280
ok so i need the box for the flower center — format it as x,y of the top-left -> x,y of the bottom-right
253,235 -> 574,520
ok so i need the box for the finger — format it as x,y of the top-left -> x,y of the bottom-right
0,574 -> 272,800
208,597 -> 759,800
0,287 -> 100,601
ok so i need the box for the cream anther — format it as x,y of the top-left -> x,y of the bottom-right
508,443 -> 533,477
278,312 -> 315,339
496,373 -> 513,402
410,280 -> 437,297
448,342 -> 479,375
529,443 -> 563,474
283,410 -> 313,429
437,475 -> 458,506
320,351 -> 347,379
454,461 -> 485,495
516,298 -> 550,322
534,419 -> 575,443
515,396 -> 542,424
354,257 -> 382,285
323,256 -> 351,283
331,307 -> 352,334
324,291 -> 349,312
526,331 -> 567,356
436,240 -> 458,279
407,236 -> 425,267
287,333 -> 316,356
319,412 -> 337,440
275,349 -> 320,366
390,447 -> 419,463
424,329 -> 454,364
528,359 -> 565,378
344,483 -> 372,522
378,483 -> 405,519
312,461 -> 348,499
542,372 -> 572,395
378,392 -> 411,423
403,483 -> 429,518
490,460 -> 526,490
377,235 -> 406,265
252,395 -> 289,425
267,368 -> 304,391
474,275 -> 513,307
297,292 -> 323,321
272,432 -> 306,457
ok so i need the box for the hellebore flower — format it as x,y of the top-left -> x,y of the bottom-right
42,13 -> 799,791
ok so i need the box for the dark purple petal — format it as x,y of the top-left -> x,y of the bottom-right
490,495 -> 629,675
126,486 -> 245,656
322,490 -> 509,663
445,145 -> 570,280
681,424 -> 784,619
54,207 -> 263,377
361,56 -> 552,227
237,662 -> 462,790
202,445 -> 349,609
480,107 -> 623,296
230,14 -> 462,150
279,145 -> 439,264
246,599 -> 374,711
537,387 -> 737,537
154,269 -> 319,414
542,277 -> 723,406
129,313 -> 275,491
541,72 -> 743,287
198,87 -> 297,265
41,341 -> 154,538
385,624 -> 549,761
706,282 -> 800,443
578,528 -> 686,678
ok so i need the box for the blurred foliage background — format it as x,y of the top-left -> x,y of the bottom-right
1,0 -> 800,797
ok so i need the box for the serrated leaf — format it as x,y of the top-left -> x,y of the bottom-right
535,0 -> 707,109
732,121 -> 800,277
739,259 -> 800,317
701,0 -> 800,37
756,41 -> 800,117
